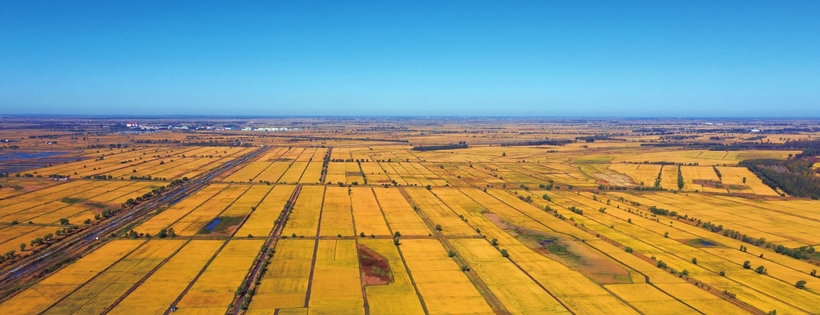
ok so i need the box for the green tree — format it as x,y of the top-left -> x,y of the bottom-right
796,280 -> 807,289
743,261 -> 751,269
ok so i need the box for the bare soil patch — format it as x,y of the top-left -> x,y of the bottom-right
693,179 -> 723,189
482,212 -> 511,230
486,216 -> 633,285
357,244 -> 393,285
594,173 -> 633,186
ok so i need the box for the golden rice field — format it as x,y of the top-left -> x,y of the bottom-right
2,121 -> 819,315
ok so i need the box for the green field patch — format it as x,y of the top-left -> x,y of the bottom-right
60,197 -> 84,205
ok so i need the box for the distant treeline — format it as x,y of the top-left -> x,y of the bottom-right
412,142 -> 468,151
708,140 -> 820,151
575,135 -> 620,142
739,148 -> 820,199
500,139 -> 572,147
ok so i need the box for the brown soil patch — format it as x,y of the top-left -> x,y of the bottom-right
594,173 -> 633,186
501,224 -> 633,285
357,244 -> 393,285
482,212 -> 511,230
693,179 -> 723,188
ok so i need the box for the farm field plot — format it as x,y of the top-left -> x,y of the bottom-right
170,184 -> 250,236
253,162 -> 292,183
234,184 -> 296,237
0,239 -> 145,315
248,239 -> 315,311
399,239 -> 494,315
350,187 -> 391,236
257,147 -> 288,161
610,192 -> 820,247
454,189 -> 642,314
319,186 -> 354,237
174,240 -> 265,314
306,240 -> 364,314
617,150 -> 797,166
680,166 -> 726,193
0,180 -> 162,230
717,166 -> 779,196
372,187 -> 430,236
345,162 -> 365,184
565,193 -> 820,313
357,239 -> 425,315
296,147 -> 317,161
281,186 -> 325,237
659,165 -> 679,189
279,161 -> 309,183
359,162 -> 392,184
43,239 -> 186,314
381,162 -> 410,186
609,163 -> 661,187
108,240 -> 225,315
298,161 -> 324,184
405,188 -> 477,235
281,147 -> 306,161
325,162 -> 346,184
135,184 -> 228,235
451,238 -> 570,314
0,178 -> 59,199
224,161 -> 271,182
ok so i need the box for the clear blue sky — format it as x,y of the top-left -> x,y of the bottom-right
1,1 -> 818,117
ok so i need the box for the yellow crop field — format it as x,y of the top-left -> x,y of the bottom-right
258,147 -> 288,161
279,161 -> 308,183
451,238 -> 570,314
717,166 -> 779,196
345,162 -> 364,184
299,161 -> 324,184
281,186 -> 325,237
108,240 -> 224,315
326,162 -> 346,184
405,188 -> 477,235
371,187 -> 430,236
350,187 -> 391,236
378,162 -> 408,186
235,185 -> 296,237
249,239 -> 314,311
360,162 -> 392,184
609,163 -> 662,186
45,240 -> 186,314
0,240 -> 145,315
399,239 -> 494,314
306,240 -> 364,314
358,239 -> 425,315
254,161 -> 291,182
224,161 -> 271,182
680,166 -> 726,193
603,284 -> 698,314
319,186 -> 354,237
136,184 -> 227,234
175,240 -> 265,314
172,184 -> 250,235
5,120 -> 820,315
296,147 -> 317,161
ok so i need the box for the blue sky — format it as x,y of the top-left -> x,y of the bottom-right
1,0 -> 818,117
